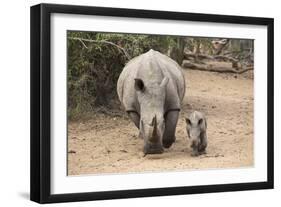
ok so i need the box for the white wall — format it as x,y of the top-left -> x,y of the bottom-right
0,0 -> 279,206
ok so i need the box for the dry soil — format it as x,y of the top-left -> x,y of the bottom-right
68,68 -> 254,175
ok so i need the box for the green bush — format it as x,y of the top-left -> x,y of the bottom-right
67,31 -> 184,119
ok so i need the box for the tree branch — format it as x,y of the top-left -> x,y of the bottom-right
78,38 -> 88,49
68,37 -> 131,60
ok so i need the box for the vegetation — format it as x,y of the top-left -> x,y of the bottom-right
67,31 -> 253,119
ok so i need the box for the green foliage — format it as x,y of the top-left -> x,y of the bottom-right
67,31 -> 183,119
67,31 -> 253,120
185,37 -> 214,55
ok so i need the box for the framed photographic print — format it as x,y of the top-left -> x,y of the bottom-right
30,3 -> 274,203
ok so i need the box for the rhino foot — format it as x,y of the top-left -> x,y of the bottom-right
191,151 -> 199,157
162,136 -> 176,148
143,142 -> 164,155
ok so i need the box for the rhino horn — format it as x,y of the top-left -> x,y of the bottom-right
150,115 -> 156,126
152,115 -> 157,137
160,77 -> 169,87
148,115 -> 158,142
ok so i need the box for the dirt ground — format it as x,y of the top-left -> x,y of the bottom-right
68,69 -> 254,175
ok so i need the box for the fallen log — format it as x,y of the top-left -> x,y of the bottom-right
184,52 -> 213,61
184,52 -> 239,68
213,55 -> 238,63
181,60 -> 253,74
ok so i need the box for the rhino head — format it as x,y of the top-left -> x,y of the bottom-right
134,77 -> 169,154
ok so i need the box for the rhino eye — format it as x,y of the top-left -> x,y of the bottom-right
198,118 -> 203,125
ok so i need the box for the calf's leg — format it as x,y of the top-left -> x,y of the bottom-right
198,132 -> 207,153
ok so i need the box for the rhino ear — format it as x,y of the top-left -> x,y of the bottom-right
160,77 -> 169,88
134,78 -> 145,92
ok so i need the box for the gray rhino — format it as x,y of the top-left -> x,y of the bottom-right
185,111 -> 208,156
117,49 -> 185,154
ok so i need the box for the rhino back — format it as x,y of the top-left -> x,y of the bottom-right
153,50 -> 186,102
117,49 -> 186,112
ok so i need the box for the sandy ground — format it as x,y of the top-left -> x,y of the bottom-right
68,69 -> 253,175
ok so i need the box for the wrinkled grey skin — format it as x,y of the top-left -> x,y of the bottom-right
185,111 -> 208,156
117,49 -> 185,154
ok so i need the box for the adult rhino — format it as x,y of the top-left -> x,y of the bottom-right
117,49 -> 186,154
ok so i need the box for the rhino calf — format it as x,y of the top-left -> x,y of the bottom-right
185,111 -> 208,156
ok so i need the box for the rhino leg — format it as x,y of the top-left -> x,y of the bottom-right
127,111 -> 142,138
191,148 -> 199,156
127,111 -> 140,128
127,111 -> 143,138
162,110 -> 179,148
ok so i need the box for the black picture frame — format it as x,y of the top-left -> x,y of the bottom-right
30,3 -> 274,204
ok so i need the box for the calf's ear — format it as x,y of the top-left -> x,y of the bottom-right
134,78 -> 145,92
185,118 -> 191,125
